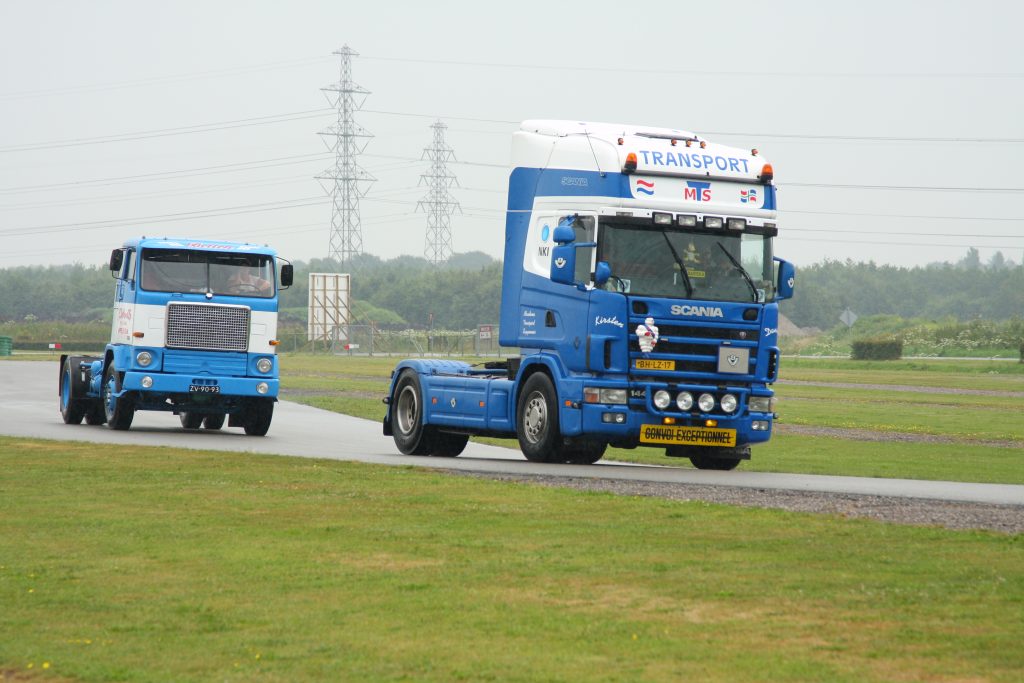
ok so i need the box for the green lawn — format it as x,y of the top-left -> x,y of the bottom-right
280,354 -> 1024,484
2,438 -> 1022,682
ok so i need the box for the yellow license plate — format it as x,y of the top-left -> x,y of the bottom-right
639,424 -> 737,447
634,359 -> 675,371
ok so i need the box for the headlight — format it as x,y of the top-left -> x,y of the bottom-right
136,351 -> 152,367
748,396 -> 775,412
653,390 -> 671,409
256,357 -> 273,374
584,387 -> 627,404
697,393 -> 715,412
676,391 -> 694,410
720,393 -> 738,413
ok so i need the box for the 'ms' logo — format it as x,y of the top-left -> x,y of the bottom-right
684,181 -> 711,202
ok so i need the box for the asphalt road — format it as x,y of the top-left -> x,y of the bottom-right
2,360 -> 1022,506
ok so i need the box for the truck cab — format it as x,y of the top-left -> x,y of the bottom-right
384,121 -> 794,469
59,237 -> 292,435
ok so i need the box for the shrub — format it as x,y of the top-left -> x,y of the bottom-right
851,336 -> 903,360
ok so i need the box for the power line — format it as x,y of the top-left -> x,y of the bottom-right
0,109 -> 332,154
360,55 -> 1024,79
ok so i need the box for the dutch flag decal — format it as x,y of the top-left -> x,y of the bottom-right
635,179 -> 655,196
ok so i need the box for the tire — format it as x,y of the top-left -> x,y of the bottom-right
203,413 -> 226,430
689,456 -> 741,471
563,440 -> 607,465
103,364 -> 135,431
243,399 -> 274,436
431,432 -> 469,458
516,372 -> 561,463
179,412 -> 204,430
390,370 -> 434,455
59,357 -> 86,425
84,401 -> 106,425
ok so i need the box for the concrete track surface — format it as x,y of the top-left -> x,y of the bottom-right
2,360 -> 1022,506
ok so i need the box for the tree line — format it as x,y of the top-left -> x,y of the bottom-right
1,248 -> 1020,332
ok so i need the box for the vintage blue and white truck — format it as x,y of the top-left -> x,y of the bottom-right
59,237 -> 292,436
384,120 -> 795,469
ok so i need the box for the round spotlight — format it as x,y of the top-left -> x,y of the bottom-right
256,357 -> 273,374
676,391 -> 694,411
256,382 -> 269,395
136,351 -> 152,367
653,390 -> 671,409
697,393 -> 715,412
720,393 -> 738,413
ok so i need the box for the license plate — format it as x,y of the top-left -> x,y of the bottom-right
639,424 -> 736,447
189,385 -> 220,394
634,359 -> 675,371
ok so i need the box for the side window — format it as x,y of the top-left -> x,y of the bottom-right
124,249 -> 136,281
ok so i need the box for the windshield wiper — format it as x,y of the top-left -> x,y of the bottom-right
660,230 -> 693,297
716,243 -> 759,302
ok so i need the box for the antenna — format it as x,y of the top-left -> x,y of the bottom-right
317,45 -> 374,265
417,120 -> 461,265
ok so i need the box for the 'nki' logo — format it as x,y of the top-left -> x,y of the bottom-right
635,179 -> 655,196
684,181 -> 711,202
740,188 -> 758,204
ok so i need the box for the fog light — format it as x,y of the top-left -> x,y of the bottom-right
676,391 -> 694,411
653,390 -> 671,409
136,351 -> 152,367
256,357 -> 273,374
752,420 -> 770,431
601,412 -> 626,424
720,393 -> 738,413
698,393 -> 715,412
141,376 -> 154,388
256,382 -> 269,395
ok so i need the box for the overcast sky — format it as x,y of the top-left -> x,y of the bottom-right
1,0 -> 1022,270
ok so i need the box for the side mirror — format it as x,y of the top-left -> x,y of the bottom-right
109,249 -> 124,274
552,225 -> 575,245
280,264 -> 294,288
593,261 -> 611,288
550,244 -> 577,286
774,257 -> 795,301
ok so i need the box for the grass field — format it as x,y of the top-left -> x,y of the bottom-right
280,354 -> 1024,484
2,438 -> 1022,682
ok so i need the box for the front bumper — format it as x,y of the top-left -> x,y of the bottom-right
122,371 -> 279,399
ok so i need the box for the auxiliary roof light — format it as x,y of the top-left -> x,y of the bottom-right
685,139 -> 693,147
678,215 -> 698,228
624,152 -> 638,174
670,138 -> 677,146
699,141 -> 707,149
727,218 -> 746,231
751,148 -> 759,156
703,216 -> 724,230
617,137 -> 624,145
653,212 -> 673,225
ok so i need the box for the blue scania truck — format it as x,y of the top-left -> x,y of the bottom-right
384,120 -> 795,469
58,237 -> 293,436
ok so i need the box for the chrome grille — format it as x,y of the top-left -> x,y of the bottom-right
166,302 -> 249,352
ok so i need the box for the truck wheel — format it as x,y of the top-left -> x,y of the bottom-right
563,440 -> 607,465
244,399 -> 274,436
103,364 -> 135,431
431,432 -> 469,458
203,413 -> 226,430
179,412 -> 204,430
59,357 -> 86,425
391,370 -> 434,455
84,401 -> 107,425
517,372 -> 561,463
689,456 -> 741,471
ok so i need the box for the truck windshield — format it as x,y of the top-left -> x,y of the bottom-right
597,220 -> 775,302
140,249 -> 275,298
